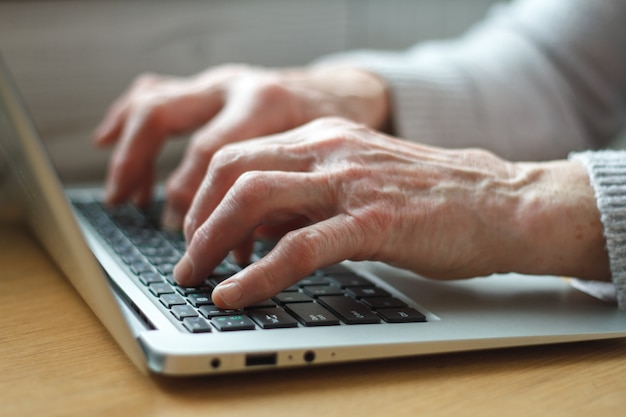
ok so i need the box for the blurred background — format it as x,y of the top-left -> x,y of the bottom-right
0,0 -> 502,182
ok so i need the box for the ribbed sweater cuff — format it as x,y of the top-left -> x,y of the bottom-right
570,150 -> 626,308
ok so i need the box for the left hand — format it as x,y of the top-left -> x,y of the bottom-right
92,65 -> 389,227
174,117 -> 609,309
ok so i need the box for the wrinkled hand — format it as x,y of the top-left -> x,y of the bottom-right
93,65 -> 389,228
174,117 -> 609,309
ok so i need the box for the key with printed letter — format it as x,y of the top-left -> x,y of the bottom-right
248,308 -> 299,329
286,303 -> 340,327
211,315 -> 256,331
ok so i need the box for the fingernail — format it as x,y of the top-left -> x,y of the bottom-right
174,254 -> 194,285
214,281 -> 244,308
162,206 -> 184,231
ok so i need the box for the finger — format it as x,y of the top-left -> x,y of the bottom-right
130,165 -> 155,209
212,214 -> 367,309
174,170 -> 332,287
104,84 -> 227,205
93,73 -> 167,147
104,106 -> 169,204
181,135 -> 309,241
231,235 -> 255,266
162,85 -> 294,230
162,108 -> 257,230
92,97 -> 127,147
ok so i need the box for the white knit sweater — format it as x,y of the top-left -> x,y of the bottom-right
317,0 -> 626,307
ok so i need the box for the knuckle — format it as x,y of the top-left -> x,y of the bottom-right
279,228 -> 326,273
125,96 -> 167,134
212,63 -> 250,76
308,116 -> 357,130
229,171 -> 271,209
307,116 -> 344,129
252,78 -> 292,104
209,145 -> 243,177
460,147 -> 501,164
356,204 -> 393,238
131,72 -> 163,89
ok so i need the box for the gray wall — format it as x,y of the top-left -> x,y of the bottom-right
0,0 -> 500,181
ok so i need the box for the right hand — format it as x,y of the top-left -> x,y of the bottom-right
92,64 -> 390,229
173,117 -> 609,309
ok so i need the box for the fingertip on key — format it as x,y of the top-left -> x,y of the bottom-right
174,254 -> 195,286
213,280 -> 244,309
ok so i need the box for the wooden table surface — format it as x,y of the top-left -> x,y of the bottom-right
1,221 -> 625,417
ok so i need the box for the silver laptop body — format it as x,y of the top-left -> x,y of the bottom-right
2,56 -> 625,376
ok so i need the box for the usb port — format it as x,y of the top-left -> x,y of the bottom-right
245,353 -> 277,367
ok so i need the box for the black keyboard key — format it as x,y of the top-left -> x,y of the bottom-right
156,263 -> 176,275
182,317 -> 212,333
211,261 -> 241,277
187,293 -> 213,307
164,273 -> 177,285
130,261 -> 153,275
171,305 -> 199,320
361,297 -> 407,310
162,230 -> 185,244
139,271 -> 163,285
282,284 -> 301,292
211,315 -> 256,331
198,306 -> 244,318
273,292 -> 314,305
377,307 -> 426,323
206,275 -> 230,288
108,237 -> 133,254
244,299 -> 277,309
146,254 -> 180,266
149,283 -> 175,296
176,285 -> 213,296
286,303 -> 340,327
318,296 -> 380,324
121,251 -> 143,265
302,285 -> 345,298
248,308 -> 299,329
330,274 -> 373,288
298,275 -> 334,287
141,246 -> 177,259
346,287 -> 390,299
320,264 -> 353,275
159,293 -> 187,308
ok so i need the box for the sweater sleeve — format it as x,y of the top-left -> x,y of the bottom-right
570,151 -> 626,309
315,0 -> 626,162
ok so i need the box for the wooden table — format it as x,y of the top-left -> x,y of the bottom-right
1,221 -> 625,417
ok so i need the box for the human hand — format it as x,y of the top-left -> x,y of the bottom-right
174,117 -> 610,309
93,65 -> 389,228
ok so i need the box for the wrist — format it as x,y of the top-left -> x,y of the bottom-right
283,66 -> 391,131
506,160 -> 609,281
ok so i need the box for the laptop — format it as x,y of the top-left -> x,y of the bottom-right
2,56 -> 626,377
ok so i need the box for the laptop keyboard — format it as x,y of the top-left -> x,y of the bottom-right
74,201 -> 426,333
